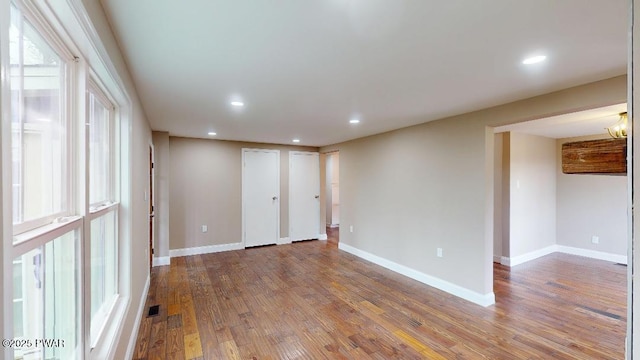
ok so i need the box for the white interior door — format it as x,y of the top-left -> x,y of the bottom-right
290,151 -> 320,241
243,149 -> 280,247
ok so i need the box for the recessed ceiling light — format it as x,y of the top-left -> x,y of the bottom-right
208,132 -> 217,136
522,55 -> 547,65
292,139 -> 300,143
231,101 -> 244,107
349,119 -> 360,124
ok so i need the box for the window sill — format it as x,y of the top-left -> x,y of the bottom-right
89,202 -> 119,218
90,295 -> 129,360
13,213 -> 69,237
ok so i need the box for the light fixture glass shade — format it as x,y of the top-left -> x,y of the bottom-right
607,112 -> 628,139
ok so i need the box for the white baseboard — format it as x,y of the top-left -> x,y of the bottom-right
556,245 -> 627,265
169,242 -> 244,257
506,245 -> 556,267
338,243 -> 495,307
328,224 -> 339,228
500,256 -> 510,266
318,234 -> 328,241
152,256 -> 170,267
501,245 -> 628,267
278,237 -> 292,245
124,275 -> 150,360
493,255 -> 501,263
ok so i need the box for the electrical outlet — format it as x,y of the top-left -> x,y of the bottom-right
591,235 -> 599,244
350,225 -> 354,233
437,248 -> 443,257
202,225 -> 208,233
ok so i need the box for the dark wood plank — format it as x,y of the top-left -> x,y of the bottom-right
562,138 -> 627,174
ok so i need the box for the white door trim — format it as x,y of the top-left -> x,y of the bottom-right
289,151 -> 320,241
242,148 -> 280,247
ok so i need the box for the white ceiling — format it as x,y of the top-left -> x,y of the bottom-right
494,103 -> 628,139
99,0 -> 628,147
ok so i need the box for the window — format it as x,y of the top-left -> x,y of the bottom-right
87,84 -> 118,345
89,209 -> 118,345
8,3 -> 80,360
10,3 -> 69,236
12,259 -> 24,339
88,88 -> 112,207
4,0 -> 127,357
12,230 -> 80,360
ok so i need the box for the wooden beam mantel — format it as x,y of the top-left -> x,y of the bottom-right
562,138 -> 627,175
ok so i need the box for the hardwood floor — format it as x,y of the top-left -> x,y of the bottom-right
134,233 -> 626,359
325,226 -> 339,246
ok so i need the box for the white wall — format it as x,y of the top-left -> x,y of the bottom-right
322,119 -> 496,305
321,76 -> 626,306
556,135 -> 627,256
509,132 -> 557,258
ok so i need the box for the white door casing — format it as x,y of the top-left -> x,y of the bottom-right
289,151 -> 320,241
242,149 -> 280,247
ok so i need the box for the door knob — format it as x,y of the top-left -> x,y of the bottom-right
272,196 -> 278,200
315,195 -> 319,199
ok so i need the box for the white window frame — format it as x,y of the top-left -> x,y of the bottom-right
87,79 -> 115,210
2,0 -> 134,358
4,1 -> 83,358
87,203 -> 119,348
86,76 -> 121,350
10,0 -> 76,237
11,217 -> 83,359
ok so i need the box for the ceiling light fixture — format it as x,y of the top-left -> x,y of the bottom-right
606,112 -> 628,139
522,55 -> 547,65
349,119 -> 360,124
208,131 -> 217,136
292,139 -> 300,143
231,101 -> 244,107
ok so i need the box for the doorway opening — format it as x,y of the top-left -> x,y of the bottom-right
325,151 -> 340,244
492,103 -> 628,267
490,103 -> 629,356
148,144 -> 155,271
